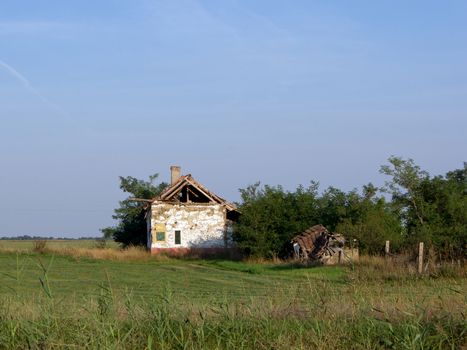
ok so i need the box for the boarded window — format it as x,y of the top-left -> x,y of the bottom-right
175,230 -> 181,245
152,223 -> 166,243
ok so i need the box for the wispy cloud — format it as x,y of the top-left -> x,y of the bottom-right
0,59 -> 68,117
0,59 -> 31,86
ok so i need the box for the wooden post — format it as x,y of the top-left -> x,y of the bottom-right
418,242 -> 424,274
385,241 -> 390,256
338,250 -> 343,264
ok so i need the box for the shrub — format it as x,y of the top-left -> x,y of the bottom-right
94,238 -> 107,249
33,240 -> 47,253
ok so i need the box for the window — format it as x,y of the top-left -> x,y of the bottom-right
175,230 -> 181,245
153,223 -> 166,242
156,232 -> 165,241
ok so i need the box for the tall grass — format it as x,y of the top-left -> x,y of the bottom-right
349,254 -> 466,282
0,281 -> 465,349
46,245 -> 155,261
0,244 -> 158,261
0,252 -> 465,349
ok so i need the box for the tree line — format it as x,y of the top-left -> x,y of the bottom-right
103,157 -> 466,259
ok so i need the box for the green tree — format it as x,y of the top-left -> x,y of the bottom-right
101,174 -> 168,247
380,156 -> 429,227
334,185 -> 403,254
380,157 -> 466,258
416,164 -> 466,257
316,186 -> 349,231
233,182 -> 320,257
233,181 -> 404,257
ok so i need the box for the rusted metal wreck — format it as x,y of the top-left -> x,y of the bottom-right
291,225 -> 347,263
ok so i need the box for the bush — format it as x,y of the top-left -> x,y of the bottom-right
94,238 -> 107,249
33,240 -> 47,253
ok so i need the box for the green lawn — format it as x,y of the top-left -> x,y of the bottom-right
0,252 -> 345,303
0,252 -> 463,305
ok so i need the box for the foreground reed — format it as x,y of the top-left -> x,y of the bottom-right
0,284 -> 465,349
0,247 -> 465,349
0,263 -> 465,349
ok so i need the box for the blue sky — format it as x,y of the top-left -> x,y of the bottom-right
1,0 -> 466,237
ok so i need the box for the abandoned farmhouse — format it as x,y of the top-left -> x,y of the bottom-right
146,166 -> 239,254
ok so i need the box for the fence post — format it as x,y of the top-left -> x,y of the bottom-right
385,241 -> 390,256
418,242 -> 424,274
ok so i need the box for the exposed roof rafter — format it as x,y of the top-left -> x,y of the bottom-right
154,174 -> 238,212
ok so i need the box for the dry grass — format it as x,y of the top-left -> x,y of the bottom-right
45,246 -> 167,261
0,244 -> 168,261
0,240 -> 239,261
0,239 -> 119,251
349,254 -> 467,281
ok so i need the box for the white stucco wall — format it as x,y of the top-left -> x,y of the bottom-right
148,202 -> 230,249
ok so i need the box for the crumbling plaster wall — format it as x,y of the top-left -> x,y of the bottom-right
148,201 -> 230,249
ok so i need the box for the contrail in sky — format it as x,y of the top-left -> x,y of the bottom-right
0,58 -> 68,117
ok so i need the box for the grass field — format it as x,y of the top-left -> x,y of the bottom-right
0,239 -> 119,251
0,245 -> 465,349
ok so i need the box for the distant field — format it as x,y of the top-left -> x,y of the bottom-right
0,250 -> 465,349
0,239 -> 119,250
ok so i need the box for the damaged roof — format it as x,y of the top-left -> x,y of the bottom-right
291,225 -> 345,261
154,174 -> 238,213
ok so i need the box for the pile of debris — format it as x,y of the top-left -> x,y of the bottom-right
291,225 -> 346,263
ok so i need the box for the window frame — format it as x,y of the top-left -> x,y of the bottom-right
174,230 -> 181,245
156,231 -> 166,242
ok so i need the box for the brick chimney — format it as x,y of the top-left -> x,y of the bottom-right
170,166 -> 181,185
